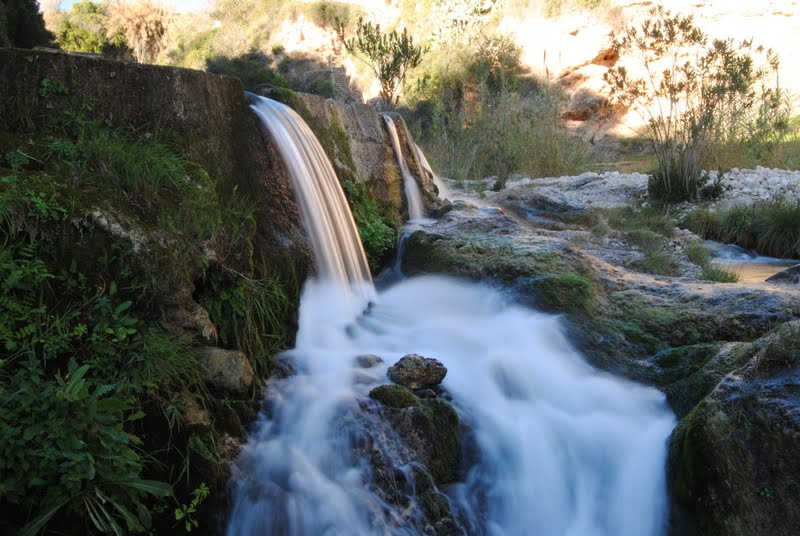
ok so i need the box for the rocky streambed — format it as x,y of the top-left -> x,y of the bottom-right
400,175 -> 800,536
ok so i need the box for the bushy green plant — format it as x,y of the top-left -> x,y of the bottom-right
52,0 -> 127,56
336,16 -> 426,106
0,244 -> 176,535
606,6 -> 786,202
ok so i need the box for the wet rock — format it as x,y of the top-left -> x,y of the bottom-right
388,354 -> 448,389
370,384 -> 419,408
669,321 -> 800,536
356,354 -> 384,368
197,347 -> 254,396
767,263 -> 800,285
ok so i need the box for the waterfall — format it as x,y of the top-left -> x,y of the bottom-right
382,115 -> 425,221
248,95 -> 373,297
227,96 -> 676,536
413,142 -> 452,201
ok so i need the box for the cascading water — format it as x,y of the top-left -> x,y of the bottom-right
413,142 -> 452,201
227,96 -> 676,536
248,94 -> 373,297
383,115 -> 426,221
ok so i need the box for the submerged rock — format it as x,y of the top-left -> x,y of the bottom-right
767,263 -> 800,285
197,347 -> 254,395
356,354 -> 384,368
669,321 -> 800,536
388,354 -> 448,390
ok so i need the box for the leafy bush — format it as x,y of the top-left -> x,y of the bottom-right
52,0 -> 127,56
336,16 -> 426,106
606,6 -> 787,202
0,244 -> 174,535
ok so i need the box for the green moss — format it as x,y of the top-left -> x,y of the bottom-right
369,384 -> 419,409
420,490 -> 451,520
415,399 -> 460,483
530,271 -> 597,315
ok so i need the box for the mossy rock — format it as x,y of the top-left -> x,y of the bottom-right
370,384 -> 419,409
412,399 -> 461,484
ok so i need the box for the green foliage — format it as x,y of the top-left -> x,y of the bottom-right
198,274 -> 290,379
605,205 -> 676,238
0,0 -> 53,48
343,179 -> 396,271
52,1 -> 127,56
206,53 -> 289,91
336,16 -> 426,105
606,6 -> 787,202
0,114 -> 269,532
632,249 -> 679,276
0,244 -> 178,535
683,201 -> 800,259
82,130 -> 190,203
536,271 -> 597,314
173,482 -> 209,532
686,241 -> 711,266
699,264 -> 739,283
5,148 -> 31,171
39,78 -> 70,98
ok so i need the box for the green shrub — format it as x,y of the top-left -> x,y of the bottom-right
198,274 -> 291,379
682,208 -> 722,239
82,130 -> 190,203
606,6 -> 786,202
0,244 -> 177,534
336,16 -> 426,106
686,241 -> 712,266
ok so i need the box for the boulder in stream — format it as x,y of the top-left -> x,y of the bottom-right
669,321 -> 800,536
388,354 -> 448,390
766,263 -> 800,285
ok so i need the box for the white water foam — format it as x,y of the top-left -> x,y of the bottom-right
227,97 -> 676,536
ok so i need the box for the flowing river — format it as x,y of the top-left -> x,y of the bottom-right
227,96 -> 676,536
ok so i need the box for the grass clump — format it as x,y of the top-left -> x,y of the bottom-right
685,242 -> 738,283
536,271 -> 597,314
699,264 -> 739,283
683,201 -> 800,259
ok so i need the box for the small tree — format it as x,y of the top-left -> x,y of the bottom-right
605,6 -> 784,202
336,17 -> 425,106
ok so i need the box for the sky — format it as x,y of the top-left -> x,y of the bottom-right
56,0 -> 212,13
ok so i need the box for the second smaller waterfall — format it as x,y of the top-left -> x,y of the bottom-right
383,115 -> 425,221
